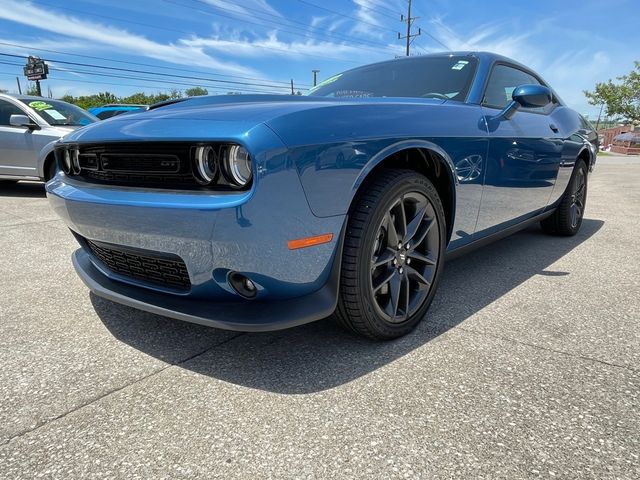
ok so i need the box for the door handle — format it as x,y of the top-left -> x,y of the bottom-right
549,124 -> 559,133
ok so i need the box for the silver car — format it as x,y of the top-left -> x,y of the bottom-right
0,93 -> 97,182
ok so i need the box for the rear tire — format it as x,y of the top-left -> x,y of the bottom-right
541,160 -> 588,236
335,169 -> 446,340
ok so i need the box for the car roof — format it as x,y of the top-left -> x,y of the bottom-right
0,93 -> 57,102
344,51 -> 527,72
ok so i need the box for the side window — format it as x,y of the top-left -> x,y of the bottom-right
483,64 -> 541,110
0,99 -> 25,126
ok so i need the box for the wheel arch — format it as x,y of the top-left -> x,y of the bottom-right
37,140 -> 59,181
577,145 -> 592,170
350,140 -> 458,244
43,151 -> 56,181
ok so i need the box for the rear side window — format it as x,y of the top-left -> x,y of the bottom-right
483,64 -> 541,109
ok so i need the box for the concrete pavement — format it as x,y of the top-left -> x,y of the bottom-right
0,155 -> 638,479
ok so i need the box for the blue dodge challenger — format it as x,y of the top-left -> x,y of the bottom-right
47,52 -> 596,339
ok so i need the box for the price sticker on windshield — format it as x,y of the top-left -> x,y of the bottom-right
28,101 -> 53,111
451,61 -> 469,70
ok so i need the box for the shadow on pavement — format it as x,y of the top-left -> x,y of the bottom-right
0,181 -> 46,198
92,218 -> 604,394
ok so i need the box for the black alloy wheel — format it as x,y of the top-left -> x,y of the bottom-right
541,159 -> 588,236
336,169 -> 446,340
569,166 -> 586,229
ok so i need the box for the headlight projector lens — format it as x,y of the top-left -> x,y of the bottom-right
194,145 -> 218,184
225,145 -> 252,187
71,148 -> 81,175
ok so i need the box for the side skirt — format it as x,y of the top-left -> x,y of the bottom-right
445,210 -> 555,261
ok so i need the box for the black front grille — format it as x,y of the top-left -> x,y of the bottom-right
73,142 -> 198,189
56,142 -> 251,191
85,239 -> 191,291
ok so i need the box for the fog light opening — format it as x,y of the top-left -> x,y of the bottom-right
228,272 -> 257,299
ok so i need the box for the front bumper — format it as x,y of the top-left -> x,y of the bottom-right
46,137 -> 346,329
72,247 -> 340,332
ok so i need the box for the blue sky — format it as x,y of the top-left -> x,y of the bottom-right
0,0 -> 637,118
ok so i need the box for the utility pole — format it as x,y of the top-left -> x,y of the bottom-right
595,103 -> 604,131
15,77 -> 22,94
290,79 -> 294,95
312,69 -> 320,87
398,0 -> 421,56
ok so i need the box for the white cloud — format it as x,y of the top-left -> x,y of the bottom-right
203,0 -> 281,18
182,31 -> 367,60
0,0 -> 258,76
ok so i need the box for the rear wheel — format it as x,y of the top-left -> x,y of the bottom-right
335,169 -> 446,340
541,160 -> 588,236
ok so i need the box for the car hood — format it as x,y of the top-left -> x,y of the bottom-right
60,95 -> 448,146
60,95 -> 443,142
46,125 -> 78,137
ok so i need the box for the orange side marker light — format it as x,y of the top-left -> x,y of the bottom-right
287,233 -> 334,250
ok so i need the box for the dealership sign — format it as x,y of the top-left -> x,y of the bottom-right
23,56 -> 48,81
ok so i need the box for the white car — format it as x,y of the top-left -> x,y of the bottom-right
0,93 -> 97,182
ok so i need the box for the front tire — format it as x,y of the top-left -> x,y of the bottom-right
541,160 -> 588,236
335,169 -> 446,340
45,159 -> 58,181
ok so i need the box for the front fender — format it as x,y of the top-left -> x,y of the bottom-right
352,139 -> 458,194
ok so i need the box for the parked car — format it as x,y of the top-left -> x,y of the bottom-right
88,104 -> 149,120
47,52 -> 596,340
0,94 -> 97,181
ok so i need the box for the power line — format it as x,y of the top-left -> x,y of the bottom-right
185,0 -> 399,48
294,0 -> 397,32
30,0 -> 363,67
0,53 -> 301,90
362,0 -> 405,17
0,60 -> 291,97
354,2 -> 401,20
165,0 -> 399,54
0,63 -> 286,95
0,41 -> 311,86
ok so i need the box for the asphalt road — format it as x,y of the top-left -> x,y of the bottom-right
0,155 -> 638,479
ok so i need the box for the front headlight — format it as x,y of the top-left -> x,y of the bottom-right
223,145 -> 252,187
194,145 -> 218,185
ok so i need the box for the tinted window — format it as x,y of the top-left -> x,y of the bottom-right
483,65 -> 541,108
0,99 -> 25,126
309,56 -> 478,101
18,98 -> 97,126
96,110 -> 126,120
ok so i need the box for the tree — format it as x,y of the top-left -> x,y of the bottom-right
60,90 -> 183,109
585,61 -> 640,125
185,87 -> 208,97
26,82 -> 40,96
0,89 -> 7,94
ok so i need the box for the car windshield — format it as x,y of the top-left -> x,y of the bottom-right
18,98 -> 97,126
309,56 -> 478,101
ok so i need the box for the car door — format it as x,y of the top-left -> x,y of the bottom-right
0,99 -> 39,178
475,64 -> 564,233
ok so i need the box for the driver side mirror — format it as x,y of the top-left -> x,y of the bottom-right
10,114 -> 40,130
499,84 -> 553,120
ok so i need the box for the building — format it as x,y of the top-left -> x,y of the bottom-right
598,125 -> 633,148
612,131 -> 640,155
